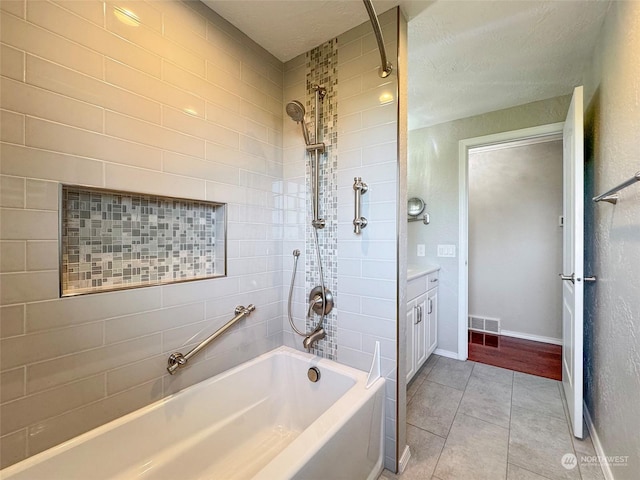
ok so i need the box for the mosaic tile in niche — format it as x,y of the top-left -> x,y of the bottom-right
61,186 -> 225,296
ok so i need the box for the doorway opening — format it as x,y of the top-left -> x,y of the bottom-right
458,124 -> 565,380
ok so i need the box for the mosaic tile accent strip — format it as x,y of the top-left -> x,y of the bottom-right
305,38 -> 338,360
61,186 -> 225,296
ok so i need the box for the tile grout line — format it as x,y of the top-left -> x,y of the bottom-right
452,367 -> 516,431
421,355 -> 448,477
429,358 -> 475,478
408,361 -> 559,479
406,356 -> 447,440
513,464 -> 556,480
406,422 -> 448,440
559,380 -> 586,480
506,369 -> 515,479
407,359 -> 582,480
511,374 -> 583,480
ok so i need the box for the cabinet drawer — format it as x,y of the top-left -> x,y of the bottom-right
407,275 -> 427,301
427,271 -> 439,290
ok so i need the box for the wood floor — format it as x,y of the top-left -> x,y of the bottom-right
468,332 -> 562,380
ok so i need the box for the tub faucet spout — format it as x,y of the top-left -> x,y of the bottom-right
303,327 -> 325,351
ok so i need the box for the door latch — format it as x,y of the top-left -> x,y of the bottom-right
559,273 -> 575,284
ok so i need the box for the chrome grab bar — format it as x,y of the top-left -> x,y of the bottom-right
353,177 -> 368,234
593,171 -> 640,204
167,304 -> 256,375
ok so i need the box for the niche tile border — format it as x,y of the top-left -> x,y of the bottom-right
59,185 -> 226,297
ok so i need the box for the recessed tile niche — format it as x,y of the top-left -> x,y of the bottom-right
60,185 -> 226,297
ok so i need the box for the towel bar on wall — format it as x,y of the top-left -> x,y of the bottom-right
593,171 -> 640,204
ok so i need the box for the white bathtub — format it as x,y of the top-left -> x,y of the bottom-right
1,346 -> 386,480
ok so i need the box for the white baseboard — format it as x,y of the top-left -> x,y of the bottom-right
500,329 -> 562,346
583,402 -> 614,480
434,348 -> 461,360
398,445 -> 411,473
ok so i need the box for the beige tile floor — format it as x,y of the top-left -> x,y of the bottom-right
381,355 -> 604,480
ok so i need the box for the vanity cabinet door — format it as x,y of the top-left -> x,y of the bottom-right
406,300 -> 416,382
415,294 -> 428,369
407,269 -> 440,383
427,288 -> 438,355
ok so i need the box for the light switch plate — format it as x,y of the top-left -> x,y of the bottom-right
437,244 -> 456,257
417,244 -> 425,257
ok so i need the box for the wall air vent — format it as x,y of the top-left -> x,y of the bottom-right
468,315 -> 501,334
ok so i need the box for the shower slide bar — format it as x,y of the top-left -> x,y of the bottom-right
362,0 -> 393,78
167,304 -> 256,374
593,171 -> 640,204
353,177 -> 368,234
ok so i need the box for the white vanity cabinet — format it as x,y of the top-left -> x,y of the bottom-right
406,267 -> 439,383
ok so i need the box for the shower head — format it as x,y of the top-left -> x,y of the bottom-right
286,100 -> 306,123
286,100 -> 311,145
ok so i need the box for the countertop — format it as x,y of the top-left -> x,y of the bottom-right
407,264 -> 440,281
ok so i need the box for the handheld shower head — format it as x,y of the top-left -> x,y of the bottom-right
286,100 -> 311,145
286,101 -> 305,123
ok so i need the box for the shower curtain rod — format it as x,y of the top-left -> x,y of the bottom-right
362,0 -> 393,78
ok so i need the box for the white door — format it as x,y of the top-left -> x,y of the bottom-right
560,85 -> 584,439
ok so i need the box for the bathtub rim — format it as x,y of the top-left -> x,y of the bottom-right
1,345 -> 383,478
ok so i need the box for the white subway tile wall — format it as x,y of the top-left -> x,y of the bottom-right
336,9 -> 400,470
281,8 -> 401,472
281,49 -> 312,354
60,186 -> 224,295
1,0 -> 404,472
0,0 -> 283,468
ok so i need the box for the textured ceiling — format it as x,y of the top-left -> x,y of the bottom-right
202,0 -> 611,131
408,0 -> 611,130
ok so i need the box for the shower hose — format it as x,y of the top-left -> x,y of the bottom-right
287,226 -> 326,337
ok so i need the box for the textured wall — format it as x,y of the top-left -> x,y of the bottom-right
0,0 -> 284,467
408,96 -> 571,354
469,140 -> 563,341
583,1 -> 640,477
